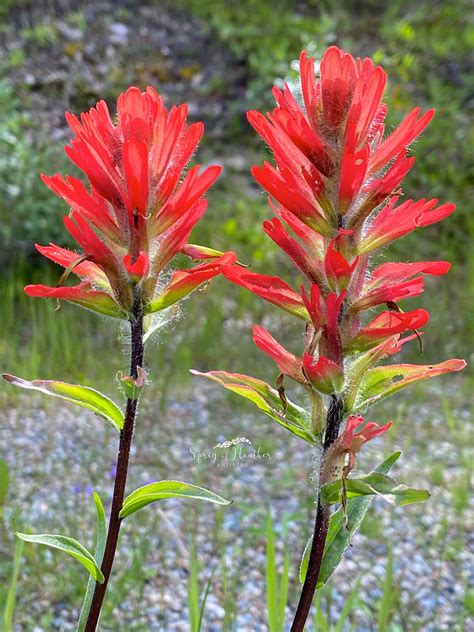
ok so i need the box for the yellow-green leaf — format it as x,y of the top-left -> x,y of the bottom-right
120,480 -> 232,519
3,374 -> 124,432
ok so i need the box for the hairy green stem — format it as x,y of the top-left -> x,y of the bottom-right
85,289 -> 144,630
290,395 -> 344,631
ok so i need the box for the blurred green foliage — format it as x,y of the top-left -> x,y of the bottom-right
0,80 -> 73,261
180,0 -> 473,262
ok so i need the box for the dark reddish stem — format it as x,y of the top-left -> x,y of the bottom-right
291,395 -> 344,632
85,289 -> 144,631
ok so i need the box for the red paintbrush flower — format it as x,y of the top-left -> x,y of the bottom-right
26,87 -> 230,317
194,46 -> 466,631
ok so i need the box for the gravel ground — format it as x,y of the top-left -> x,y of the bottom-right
1,376 -> 472,631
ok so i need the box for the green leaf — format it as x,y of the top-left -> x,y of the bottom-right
300,452 -> 402,586
317,452 -> 401,587
13,523 -> 104,583
3,374 -> 124,432
77,492 -> 107,631
120,480 -> 232,519
320,473 -> 430,506
191,370 -> 314,444
354,359 -> 466,411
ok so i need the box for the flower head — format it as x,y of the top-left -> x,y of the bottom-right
26,87 -> 231,317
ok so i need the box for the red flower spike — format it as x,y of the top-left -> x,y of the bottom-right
35,86 -> 224,316
222,266 -> 309,320
302,354 -> 344,394
253,325 -> 304,383
202,46 -> 464,486
274,203 -> 325,258
35,243 -> 110,288
352,277 -> 426,311
251,162 -> 331,235
370,107 -> 435,174
369,261 -> 451,286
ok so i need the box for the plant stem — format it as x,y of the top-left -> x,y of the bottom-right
85,289 -> 144,631
290,395 -> 344,632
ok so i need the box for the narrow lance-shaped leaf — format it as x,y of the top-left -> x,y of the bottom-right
120,480 -> 232,519
300,451 -> 401,584
13,521 -> 104,583
320,472 -> 430,506
2,374 -> 124,432
77,492 -> 107,630
191,370 -> 314,444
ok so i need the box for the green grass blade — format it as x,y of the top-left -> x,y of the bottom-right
266,513 -> 279,632
77,492 -> 107,631
278,546 -> 290,629
378,549 -> 395,632
198,572 -> 214,631
314,588 -> 329,632
3,538 -> 24,632
188,547 -> 200,632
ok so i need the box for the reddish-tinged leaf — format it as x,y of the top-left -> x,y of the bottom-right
24,283 -> 125,318
354,359 -> 466,409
